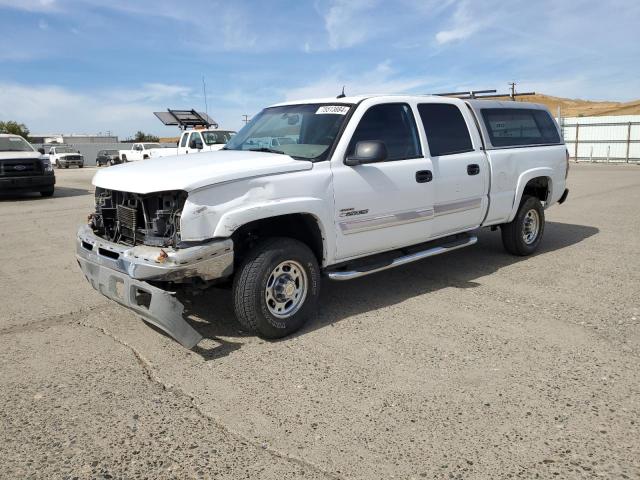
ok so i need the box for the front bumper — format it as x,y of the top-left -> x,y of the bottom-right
76,225 -> 234,348
59,158 -> 83,166
0,173 -> 55,192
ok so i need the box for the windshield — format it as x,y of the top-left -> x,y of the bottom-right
224,103 -> 352,161
55,146 -> 76,153
202,130 -> 234,145
0,136 -> 34,152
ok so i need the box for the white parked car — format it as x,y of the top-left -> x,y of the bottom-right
48,145 -> 84,168
77,95 -> 569,348
119,142 -> 163,162
149,129 -> 236,159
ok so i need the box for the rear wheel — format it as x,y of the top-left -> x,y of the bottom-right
107,160 -> 113,167
501,195 -> 545,256
40,188 -> 54,197
232,237 -> 320,338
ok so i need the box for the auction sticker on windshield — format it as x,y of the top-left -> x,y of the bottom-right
316,105 -> 350,115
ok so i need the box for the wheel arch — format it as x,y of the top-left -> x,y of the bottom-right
230,213 -> 326,267
508,168 -> 553,222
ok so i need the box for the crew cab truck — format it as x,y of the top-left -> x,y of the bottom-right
149,129 -> 236,159
76,95 -> 569,348
49,145 -> 84,168
119,143 -> 162,162
0,134 -> 55,197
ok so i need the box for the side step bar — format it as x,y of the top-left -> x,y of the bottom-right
326,235 -> 478,281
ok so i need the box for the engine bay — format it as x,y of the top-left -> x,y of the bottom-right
91,187 -> 187,247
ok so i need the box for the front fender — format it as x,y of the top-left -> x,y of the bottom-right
212,197 -> 328,238
508,167 -> 553,222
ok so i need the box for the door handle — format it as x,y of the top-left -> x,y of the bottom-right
467,164 -> 480,175
415,170 -> 433,183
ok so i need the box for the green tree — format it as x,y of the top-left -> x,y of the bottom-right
0,120 -> 30,139
133,130 -> 160,142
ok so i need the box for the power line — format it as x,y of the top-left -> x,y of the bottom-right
242,115 -> 251,124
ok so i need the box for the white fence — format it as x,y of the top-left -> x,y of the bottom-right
560,115 -> 640,163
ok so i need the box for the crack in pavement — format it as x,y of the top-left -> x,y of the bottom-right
0,304 -> 107,336
78,321 -> 346,480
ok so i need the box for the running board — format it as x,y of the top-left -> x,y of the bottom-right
326,235 -> 478,281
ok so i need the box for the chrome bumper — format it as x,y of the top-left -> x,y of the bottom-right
76,224 -> 233,282
75,225 -> 234,348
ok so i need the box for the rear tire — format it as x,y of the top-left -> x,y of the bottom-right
501,195 -> 545,256
232,237 -> 320,339
40,188 -> 54,197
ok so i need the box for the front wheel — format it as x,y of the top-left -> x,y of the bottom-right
501,195 -> 545,256
232,238 -> 320,339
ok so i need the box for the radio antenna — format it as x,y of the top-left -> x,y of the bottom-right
202,75 -> 209,117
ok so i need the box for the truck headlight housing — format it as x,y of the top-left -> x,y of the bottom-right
41,159 -> 53,172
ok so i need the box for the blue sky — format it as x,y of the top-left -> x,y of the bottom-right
0,0 -> 638,138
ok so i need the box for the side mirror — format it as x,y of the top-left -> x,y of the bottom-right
38,148 -> 45,154
345,141 -> 388,166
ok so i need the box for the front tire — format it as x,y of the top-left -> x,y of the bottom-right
232,238 -> 320,339
501,195 -> 545,256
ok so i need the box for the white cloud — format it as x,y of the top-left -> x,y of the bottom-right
435,0 -> 483,44
0,0 -> 57,12
0,82 -> 198,137
323,0 -> 378,49
285,61 -> 436,100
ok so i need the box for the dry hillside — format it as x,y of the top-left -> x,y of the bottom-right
490,93 -> 640,117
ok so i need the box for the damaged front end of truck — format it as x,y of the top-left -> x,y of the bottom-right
76,187 -> 233,348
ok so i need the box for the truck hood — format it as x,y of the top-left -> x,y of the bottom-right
0,151 -> 42,160
92,150 -> 313,194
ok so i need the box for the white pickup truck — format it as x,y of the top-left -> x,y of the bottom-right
77,95 -> 569,348
149,129 -> 236,159
119,142 -> 163,162
48,145 -> 84,168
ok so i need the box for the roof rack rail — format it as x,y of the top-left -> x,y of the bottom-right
434,88 -> 536,100
153,109 -> 219,130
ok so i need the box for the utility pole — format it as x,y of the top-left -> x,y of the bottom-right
242,115 -> 250,125
508,82 -> 516,101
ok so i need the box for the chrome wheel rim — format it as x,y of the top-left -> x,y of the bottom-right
522,209 -> 540,245
265,260 -> 308,318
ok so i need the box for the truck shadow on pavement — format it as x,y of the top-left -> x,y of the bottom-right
0,186 -> 90,201
178,221 -> 598,359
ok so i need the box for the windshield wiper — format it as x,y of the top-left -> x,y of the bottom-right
248,147 -> 286,155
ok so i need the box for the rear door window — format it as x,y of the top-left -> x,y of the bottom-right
417,103 -> 473,156
481,108 -> 561,147
347,103 -> 421,161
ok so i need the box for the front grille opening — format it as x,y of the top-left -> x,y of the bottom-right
91,188 -> 186,248
134,288 -> 152,310
81,241 -> 93,251
98,248 -> 120,260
